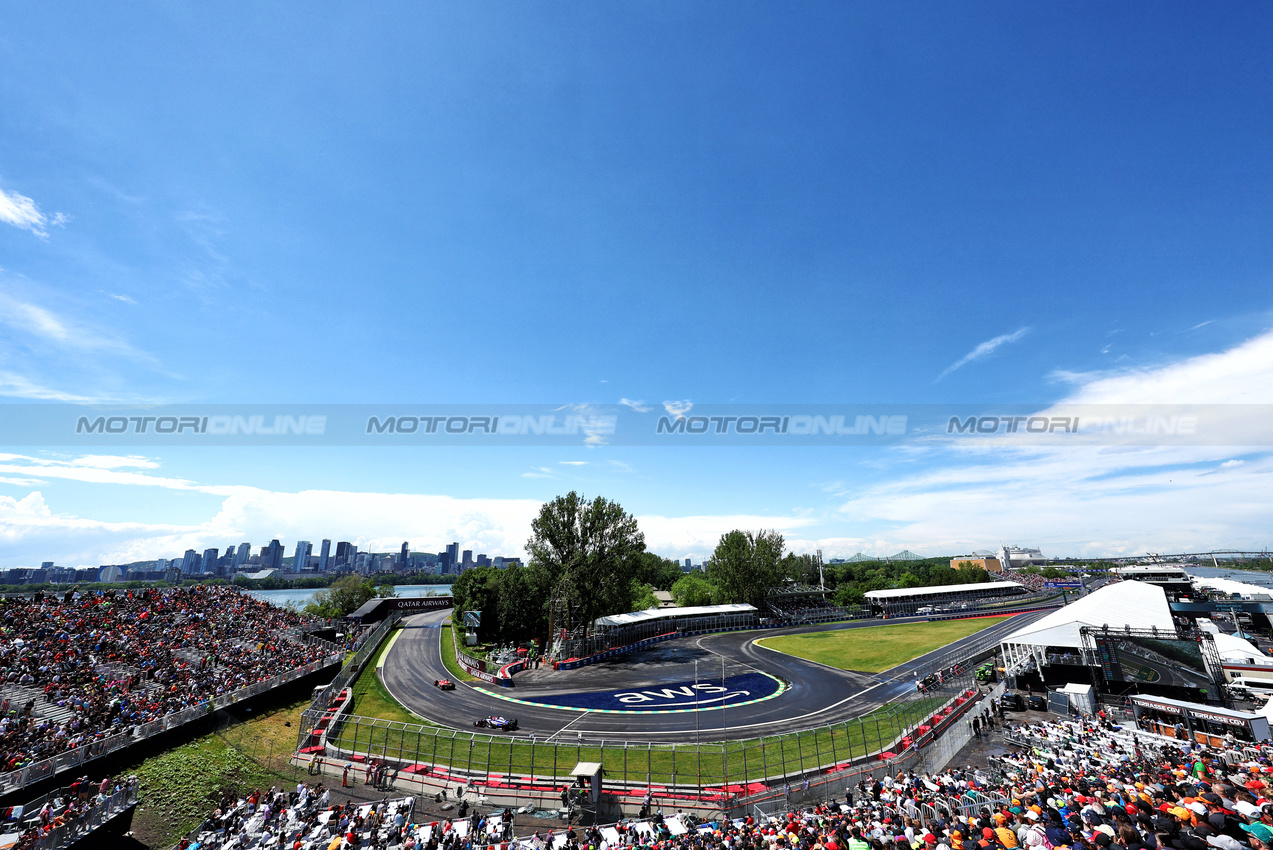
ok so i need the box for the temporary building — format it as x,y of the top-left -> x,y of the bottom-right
1000,581 -> 1176,673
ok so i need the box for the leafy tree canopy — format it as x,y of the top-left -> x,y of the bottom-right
304,575 -> 396,619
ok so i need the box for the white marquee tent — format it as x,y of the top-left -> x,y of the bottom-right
1000,581 -> 1176,673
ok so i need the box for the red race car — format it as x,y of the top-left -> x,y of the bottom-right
434,679 -> 456,691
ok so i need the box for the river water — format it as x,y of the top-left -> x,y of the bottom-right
246,583 -> 452,609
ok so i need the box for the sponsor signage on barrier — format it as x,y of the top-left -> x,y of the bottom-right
391,596 -> 453,612
1044,581 -> 1083,589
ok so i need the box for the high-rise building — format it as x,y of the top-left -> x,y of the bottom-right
335,541 -> 355,567
476,554 -> 490,567
294,540 -> 312,571
319,539 -> 331,571
461,549 -> 473,572
445,542 -> 459,571
234,542 -> 251,569
183,549 -> 201,575
399,541 -> 409,566
261,539 -> 283,571
156,558 -> 169,571
202,548 -> 219,575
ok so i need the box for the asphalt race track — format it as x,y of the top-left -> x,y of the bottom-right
379,608 -> 1047,743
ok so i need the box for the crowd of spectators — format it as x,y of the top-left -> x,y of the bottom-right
0,585 -> 334,774
178,784 -> 415,849
170,707 -> 1273,850
1,773 -> 137,849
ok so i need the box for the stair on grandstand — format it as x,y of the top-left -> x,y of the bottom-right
0,683 -> 77,726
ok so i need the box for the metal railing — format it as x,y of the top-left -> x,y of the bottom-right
302,657 -> 988,814
9,782 -> 141,850
304,611 -> 403,716
0,649 -> 343,798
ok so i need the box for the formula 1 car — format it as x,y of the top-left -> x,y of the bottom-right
434,679 -> 455,691
475,715 -> 519,731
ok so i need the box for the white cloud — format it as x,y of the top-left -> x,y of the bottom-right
937,327 -> 1030,381
663,399 -> 693,418
1052,327 -> 1273,404
0,372 -> 103,403
636,513 -> 819,558
0,291 -> 144,358
834,327 -> 1273,556
619,398 -> 652,413
102,292 -> 136,304
0,185 -> 62,237
558,461 -> 589,466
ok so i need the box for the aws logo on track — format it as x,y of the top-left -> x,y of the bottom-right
497,672 -> 787,714
614,683 -> 747,706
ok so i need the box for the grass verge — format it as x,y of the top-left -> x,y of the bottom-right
756,616 -> 1009,673
126,698 -> 310,849
440,618 -> 478,682
346,626 -> 431,725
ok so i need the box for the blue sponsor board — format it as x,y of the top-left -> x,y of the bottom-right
484,672 -> 785,714
1045,581 -> 1083,589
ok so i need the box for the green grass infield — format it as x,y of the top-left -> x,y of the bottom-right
755,616 -> 1010,673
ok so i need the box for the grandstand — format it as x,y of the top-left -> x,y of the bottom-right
864,580 -> 1029,616
0,585 -> 340,798
764,584 -> 853,624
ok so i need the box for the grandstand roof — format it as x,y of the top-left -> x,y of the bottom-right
1001,581 -> 1174,650
1192,577 -> 1273,600
1212,631 -> 1273,665
864,580 -> 1022,600
593,603 -> 755,628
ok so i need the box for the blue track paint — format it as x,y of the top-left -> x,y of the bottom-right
474,672 -> 787,714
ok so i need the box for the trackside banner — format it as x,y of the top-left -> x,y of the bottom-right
0,404 -> 1269,446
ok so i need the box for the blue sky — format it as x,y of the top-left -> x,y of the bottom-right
1,3 -> 1271,567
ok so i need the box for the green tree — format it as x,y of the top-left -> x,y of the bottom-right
452,566 -> 503,642
670,573 -> 715,607
629,581 -> 660,612
633,552 -> 685,590
832,584 -> 865,606
780,553 -> 823,586
526,491 -> 647,635
705,529 -> 786,606
304,575 -> 393,619
496,565 -> 551,644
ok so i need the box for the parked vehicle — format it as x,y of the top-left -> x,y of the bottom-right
1000,692 -> 1026,711
1027,694 -> 1048,711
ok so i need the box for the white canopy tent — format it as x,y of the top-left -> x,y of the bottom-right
1000,581 -> 1176,673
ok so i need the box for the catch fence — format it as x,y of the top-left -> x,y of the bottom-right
302,660 -> 992,813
